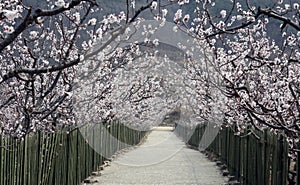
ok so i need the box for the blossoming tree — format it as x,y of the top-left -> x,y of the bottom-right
173,0 -> 300,146
1,0 -> 299,146
0,0 -> 163,137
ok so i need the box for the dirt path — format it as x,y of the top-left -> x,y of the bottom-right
92,127 -> 227,185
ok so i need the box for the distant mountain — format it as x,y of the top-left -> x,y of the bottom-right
139,42 -> 186,62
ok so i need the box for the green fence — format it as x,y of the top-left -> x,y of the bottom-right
0,122 -> 147,185
175,124 -> 299,185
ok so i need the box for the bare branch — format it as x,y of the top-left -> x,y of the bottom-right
259,7 -> 300,31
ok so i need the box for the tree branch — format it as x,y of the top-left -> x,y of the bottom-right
129,1 -> 153,23
259,8 -> 300,31
206,6 -> 300,39
0,0 -> 96,53
1,58 -> 80,83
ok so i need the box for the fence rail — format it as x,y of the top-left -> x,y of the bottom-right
0,122 -> 147,185
175,124 -> 299,185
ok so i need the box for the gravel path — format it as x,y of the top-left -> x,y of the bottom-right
93,127 -> 227,185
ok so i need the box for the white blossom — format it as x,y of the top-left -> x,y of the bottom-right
108,14 -> 118,24
29,31 -> 38,39
3,25 -> 14,34
173,26 -> 178,32
131,0 -> 135,9
162,9 -> 168,17
151,1 -> 158,10
183,14 -> 190,22
55,0 -> 65,7
73,12 -> 81,24
236,15 -> 243,21
174,9 -> 182,22
2,10 -> 20,21
88,18 -> 97,26
152,39 -> 159,46
178,0 -> 184,5
248,16 -> 255,22
144,37 -> 150,43
264,18 -> 269,24
96,28 -> 103,38
284,4 -> 290,10
220,10 -> 226,18
36,17 -> 44,24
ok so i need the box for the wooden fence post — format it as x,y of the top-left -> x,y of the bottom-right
297,143 -> 300,185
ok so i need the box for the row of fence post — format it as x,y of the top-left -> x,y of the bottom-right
175,124 -> 299,185
0,122 -> 147,185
